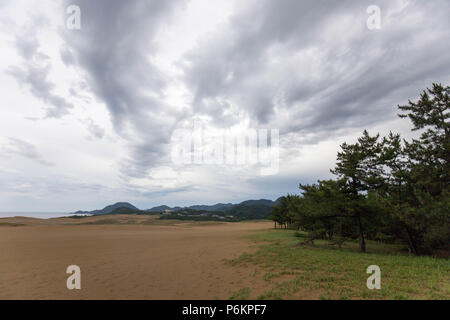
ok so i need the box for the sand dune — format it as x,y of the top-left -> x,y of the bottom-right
0,216 -> 271,299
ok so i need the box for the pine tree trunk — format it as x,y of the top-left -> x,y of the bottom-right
356,214 -> 366,252
405,227 -> 418,255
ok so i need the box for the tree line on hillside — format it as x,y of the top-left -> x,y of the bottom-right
160,203 -> 275,221
269,84 -> 449,255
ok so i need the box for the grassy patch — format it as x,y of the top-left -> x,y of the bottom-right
227,229 -> 450,300
229,287 -> 251,300
75,219 -> 121,225
73,217 -> 226,227
141,219 -> 225,227
0,222 -> 26,227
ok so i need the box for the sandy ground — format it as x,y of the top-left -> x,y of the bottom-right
0,215 -> 271,299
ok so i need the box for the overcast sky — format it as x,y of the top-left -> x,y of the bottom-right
1,0 -> 449,211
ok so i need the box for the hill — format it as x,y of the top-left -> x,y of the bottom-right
146,205 -> 182,213
159,199 -> 277,221
146,199 -> 276,214
187,203 -> 234,211
74,202 -> 139,215
74,199 -> 278,220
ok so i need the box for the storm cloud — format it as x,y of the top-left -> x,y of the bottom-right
182,0 -> 450,137
8,19 -> 74,118
60,0 -> 188,178
1,0 -> 449,210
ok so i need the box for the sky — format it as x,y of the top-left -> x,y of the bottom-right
0,0 -> 449,211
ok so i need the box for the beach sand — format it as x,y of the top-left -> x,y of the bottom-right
0,215 -> 271,299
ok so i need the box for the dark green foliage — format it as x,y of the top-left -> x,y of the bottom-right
75,202 -> 139,215
160,201 -> 275,222
385,83 -> 449,254
228,202 -> 274,220
109,207 -> 145,215
160,214 -> 227,222
269,84 -> 449,255
268,195 -> 299,229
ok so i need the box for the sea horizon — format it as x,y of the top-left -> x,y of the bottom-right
0,212 -> 73,219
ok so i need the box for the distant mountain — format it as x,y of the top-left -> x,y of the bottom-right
187,203 -> 234,211
74,198 -> 279,219
159,199 -> 278,221
146,205 -> 182,213
74,202 -> 139,215
145,199 -> 276,216
110,207 -> 145,215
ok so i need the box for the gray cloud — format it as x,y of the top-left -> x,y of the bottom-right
0,138 -> 53,166
80,118 -> 105,139
0,169 -> 118,211
60,46 -> 76,66
61,0 -> 188,179
3,0 -> 449,210
7,18 -> 74,118
55,0 -> 450,204
139,185 -> 197,198
182,0 -> 450,140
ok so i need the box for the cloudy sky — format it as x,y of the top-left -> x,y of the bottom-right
0,0 -> 449,211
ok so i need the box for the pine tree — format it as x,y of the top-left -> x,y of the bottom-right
393,83 -> 450,253
330,130 -> 384,252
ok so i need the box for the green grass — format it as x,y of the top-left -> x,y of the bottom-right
227,229 -> 450,300
228,287 -> 251,300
